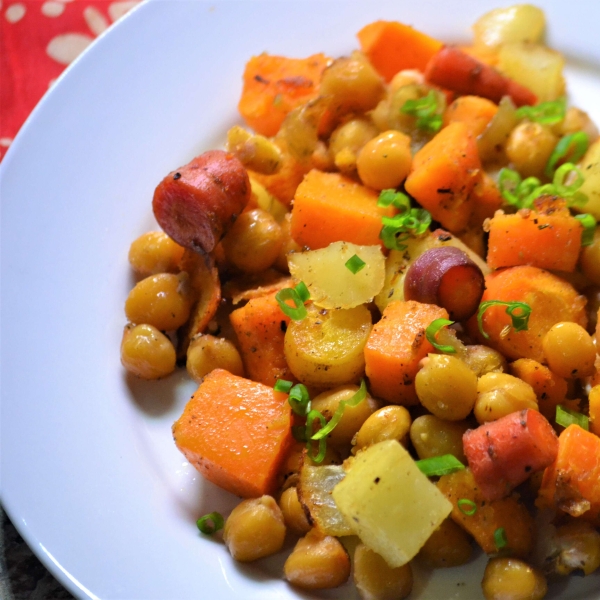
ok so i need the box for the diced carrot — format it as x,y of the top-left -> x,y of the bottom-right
229,291 -> 295,387
364,300 -> 448,405
537,425 -> 600,526
356,20 -> 443,82
473,265 -> 587,362
424,46 -> 537,107
290,170 -> 394,250
437,468 -> 534,557
172,369 -> 293,498
463,409 -> 559,501
486,198 -> 583,272
238,53 -> 330,137
404,122 -> 481,233
470,171 -> 503,228
509,358 -> 569,422
589,386 -> 600,436
443,95 -> 498,138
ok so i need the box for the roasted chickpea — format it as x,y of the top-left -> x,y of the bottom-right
353,543 -> 413,600
284,528 -> 351,590
223,496 -> 286,562
120,323 -> 176,379
274,213 -> 302,273
226,125 -> 282,174
474,372 -> 538,424
221,208 -> 283,273
542,321 -> 596,378
279,486 -> 311,536
128,231 -> 184,276
417,518 -> 472,568
352,405 -> 412,453
186,334 -> 244,382
415,354 -> 478,421
463,345 -> 507,377
549,520 -> 600,576
409,415 -> 469,462
554,106 -> 599,140
481,558 -> 547,600
357,130 -> 412,190
505,121 -> 558,178
580,228 -> 600,285
329,118 -> 379,173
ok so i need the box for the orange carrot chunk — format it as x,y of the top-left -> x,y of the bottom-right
463,409 -> 559,501
537,425 -> 600,526
356,20 -> 443,82
424,46 -> 537,107
443,95 -> 499,138
173,369 -> 293,498
404,122 -> 481,233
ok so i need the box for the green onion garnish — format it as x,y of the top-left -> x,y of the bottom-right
274,379 -> 293,393
305,409 -> 327,463
477,300 -> 532,340
457,498 -> 477,516
575,213 -> 596,246
311,379 -> 367,441
276,283 -> 310,321
515,97 -> 566,125
380,208 -> 432,251
196,512 -> 224,535
288,383 -> 311,416
545,131 -> 589,178
401,90 -> 443,133
415,454 -> 465,477
425,318 -> 457,354
346,254 -> 366,274
556,405 -> 589,431
377,189 -> 411,212
494,527 -> 508,550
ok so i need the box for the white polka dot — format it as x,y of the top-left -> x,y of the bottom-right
46,33 -> 93,65
41,1 -> 64,17
0,137 -> 13,147
108,1 -> 139,22
5,3 -> 26,22
83,6 -> 108,36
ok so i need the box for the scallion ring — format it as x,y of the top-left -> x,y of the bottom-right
545,131 -> 589,177
515,97 -> 566,125
494,527 -> 508,550
457,498 -> 477,516
555,404 -> 589,431
415,454 -> 465,477
276,284 -> 309,321
196,512 -> 224,535
575,213 -> 596,247
377,189 -> 411,212
345,254 -> 366,274
425,318 -> 457,354
305,409 -> 327,463
477,300 -> 532,340
274,379 -> 293,393
288,383 -> 311,416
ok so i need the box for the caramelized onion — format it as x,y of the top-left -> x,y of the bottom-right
404,246 -> 485,321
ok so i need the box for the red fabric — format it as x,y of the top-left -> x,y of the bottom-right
0,0 -> 140,161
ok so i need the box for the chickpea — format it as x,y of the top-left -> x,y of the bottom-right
125,272 -> 192,331
409,415 -> 469,462
311,384 -> 378,451
128,231 -> 184,276
505,121 -> 558,178
329,118 -> 379,173
357,130 -> 412,190
542,321 -> 596,379
186,334 -> 244,382
284,528 -> 351,590
120,323 -> 176,379
274,213 -> 302,273
223,496 -> 286,562
352,405 -> 412,454
221,208 -> 283,273
279,486 -> 311,536
226,125 -> 282,175
474,372 -> 538,424
554,106 -> 599,140
463,345 -> 507,377
277,441 -> 342,490
481,558 -> 547,600
353,543 -> 413,600
550,520 -> 600,576
415,354 -> 478,421
417,518 -> 472,568
581,229 -> 600,290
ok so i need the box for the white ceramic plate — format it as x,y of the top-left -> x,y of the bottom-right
1,1 -> 599,598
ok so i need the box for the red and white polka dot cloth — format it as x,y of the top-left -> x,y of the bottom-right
0,0 -> 140,161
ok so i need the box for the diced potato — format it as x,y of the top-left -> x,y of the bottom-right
578,138 -> 600,219
473,4 -> 546,49
374,231 -> 490,314
288,241 -> 385,309
332,440 -> 453,568
498,42 -> 565,102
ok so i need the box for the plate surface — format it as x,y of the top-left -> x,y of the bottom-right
1,1 -> 599,598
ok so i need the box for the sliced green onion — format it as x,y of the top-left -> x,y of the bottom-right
415,454 -> 465,477
294,281 -> 310,303
457,498 -> 477,516
288,383 -> 311,416
346,254 -> 366,274
545,132 -> 589,177
425,318 -> 457,354
196,512 -> 224,535
380,208 -> 432,251
494,527 -> 508,550
274,379 -> 293,393
556,405 -> 589,431
378,189 -> 411,212
498,167 -> 522,206
515,97 -> 566,125
311,380 -> 367,441
276,285 -> 308,321
305,409 -> 327,463
477,300 -> 532,340
401,90 -> 443,133
575,213 -> 596,246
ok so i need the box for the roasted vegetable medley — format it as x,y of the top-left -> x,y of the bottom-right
121,4 -> 600,599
